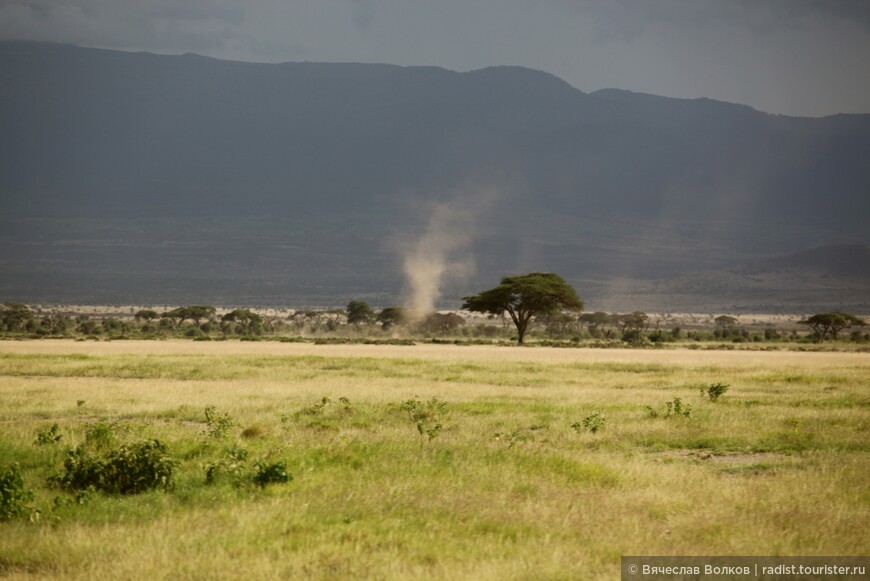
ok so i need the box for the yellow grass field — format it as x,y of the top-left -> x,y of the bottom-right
1,340 -> 868,579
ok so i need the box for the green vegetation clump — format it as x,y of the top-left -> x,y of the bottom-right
401,397 -> 447,442
204,446 -> 249,486
572,412 -> 606,434
1,344 -> 868,578
702,382 -> 729,402
252,461 -> 292,487
52,440 -> 175,495
2,299 -> 868,351
85,420 -> 119,449
1,464 -> 34,520
665,398 -> 692,418
463,272 -> 584,344
34,423 -> 63,446
203,406 -> 234,439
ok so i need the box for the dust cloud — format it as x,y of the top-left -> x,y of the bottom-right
399,188 -> 498,317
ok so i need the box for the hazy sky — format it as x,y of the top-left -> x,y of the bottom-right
2,0 -> 869,117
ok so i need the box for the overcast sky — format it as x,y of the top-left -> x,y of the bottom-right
2,0 -> 869,117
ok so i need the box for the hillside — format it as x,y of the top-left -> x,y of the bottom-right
592,245 -> 870,313
1,42 -> 868,309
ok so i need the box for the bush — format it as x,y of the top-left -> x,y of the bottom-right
53,440 -> 175,495
572,412 -> 606,434
701,383 -> 729,402
401,397 -> 447,442
85,420 -> 118,449
1,464 -> 34,520
252,461 -> 292,487
666,398 -> 692,418
34,423 -> 63,445
53,448 -> 104,491
204,446 -> 248,486
204,406 -> 234,439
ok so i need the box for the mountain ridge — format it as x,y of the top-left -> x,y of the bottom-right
1,42 -> 868,309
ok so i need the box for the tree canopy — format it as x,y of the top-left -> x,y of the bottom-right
0,302 -> 33,332
134,309 -> 159,323
462,272 -> 583,344
418,312 -> 465,336
714,315 -> 739,328
798,312 -> 866,342
347,301 -> 375,327
222,309 -> 263,334
376,307 -> 407,331
613,311 -> 649,343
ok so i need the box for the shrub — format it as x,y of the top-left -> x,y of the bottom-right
666,398 -> 692,418
646,399 -> 692,419
252,461 -> 292,487
100,440 -> 175,494
1,464 -> 34,521
572,412 -> 606,434
53,440 -> 175,495
35,423 -> 63,446
401,397 -> 447,442
301,397 -> 331,416
204,406 -> 234,439
701,383 -> 729,402
204,446 -> 248,486
85,420 -> 118,449
53,448 -> 103,491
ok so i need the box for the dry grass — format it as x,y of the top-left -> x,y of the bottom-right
1,341 -> 868,579
2,338 -> 866,364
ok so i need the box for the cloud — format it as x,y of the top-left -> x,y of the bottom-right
0,1 -> 247,51
555,0 -> 870,41
1,0 -> 867,116
339,0 -> 376,32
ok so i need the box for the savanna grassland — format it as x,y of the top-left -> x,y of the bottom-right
1,341 -> 868,580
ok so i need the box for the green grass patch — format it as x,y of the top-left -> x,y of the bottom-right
0,345 -> 868,579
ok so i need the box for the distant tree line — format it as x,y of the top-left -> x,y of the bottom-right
2,284 -> 867,345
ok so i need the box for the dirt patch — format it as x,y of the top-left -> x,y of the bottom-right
652,449 -> 788,464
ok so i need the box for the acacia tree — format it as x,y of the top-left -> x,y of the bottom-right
377,307 -> 407,331
184,305 -> 216,327
222,309 -> 263,335
0,302 -> 33,332
462,273 -> 584,344
160,308 -> 186,330
614,311 -> 649,343
418,312 -> 465,336
798,312 -> 866,342
714,315 -> 739,329
134,309 -> 159,324
539,311 -> 577,337
346,301 -> 375,328
578,311 -> 613,338
288,311 -> 310,332
39,312 -> 69,335
323,309 -> 346,332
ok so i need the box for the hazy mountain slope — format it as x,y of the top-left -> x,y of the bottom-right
593,245 -> 870,313
1,42 -> 868,308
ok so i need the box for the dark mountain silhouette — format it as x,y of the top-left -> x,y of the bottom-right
1,42 -> 868,309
